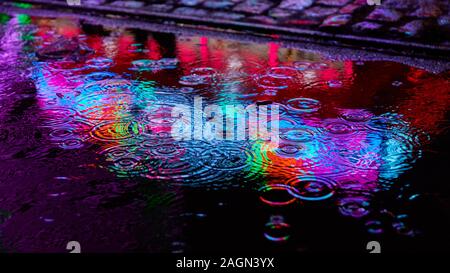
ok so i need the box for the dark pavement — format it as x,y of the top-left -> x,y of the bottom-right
2,0 -> 450,55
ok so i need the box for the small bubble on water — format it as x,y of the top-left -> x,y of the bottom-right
365,220 -> 384,234
392,81 -> 403,87
191,67 -> 218,78
179,75 -> 206,86
40,217 -> 55,223
288,176 -> 336,201
259,184 -> 297,206
327,80 -> 343,88
264,215 -> 291,242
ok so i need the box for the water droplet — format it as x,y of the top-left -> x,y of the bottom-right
148,144 -> 184,158
286,97 -> 320,113
49,128 -> 74,139
310,62 -> 329,70
38,107 -> 76,127
179,75 -> 207,86
267,66 -> 299,79
85,71 -> 117,82
392,214 -> 416,237
256,74 -> 289,90
324,121 -> 355,135
327,80 -> 343,88
77,91 -> 135,121
196,213 -> 207,218
131,58 -> 178,71
200,145 -> 254,171
264,89 -> 278,96
86,57 -> 113,69
191,67 -> 218,78
59,138 -> 84,150
337,196 -> 371,218
179,87 -> 196,93
340,109 -> 373,122
277,144 -> 303,155
365,220 -> 384,234
367,113 -> 409,132
264,216 -> 291,242
293,61 -> 312,70
259,184 -> 298,206
280,128 -> 315,142
288,176 -> 336,201
40,217 -> 55,223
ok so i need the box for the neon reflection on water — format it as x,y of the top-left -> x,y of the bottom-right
2,15 -> 449,248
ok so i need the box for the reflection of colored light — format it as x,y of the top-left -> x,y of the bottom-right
17,14 -> 31,25
288,176 -> 336,201
12,3 -> 33,8
114,33 -> 138,71
199,37 -> 208,64
0,14 -> 10,25
399,74 -> 450,135
24,16 -> 439,200
177,39 -> 197,72
86,35 -> 104,55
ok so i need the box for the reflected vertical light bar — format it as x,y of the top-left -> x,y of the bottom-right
86,35 -> 104,56
344,60 -> 354,82
199,37 -> 209,65
176,38 -> 197,73
268,42 -> 279,67
147,36 -> 162,60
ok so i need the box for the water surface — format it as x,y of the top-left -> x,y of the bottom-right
0,13 -> 449,252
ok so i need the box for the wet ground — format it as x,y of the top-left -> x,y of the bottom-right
0,13 -> 449,253
5,0 -> 450,52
